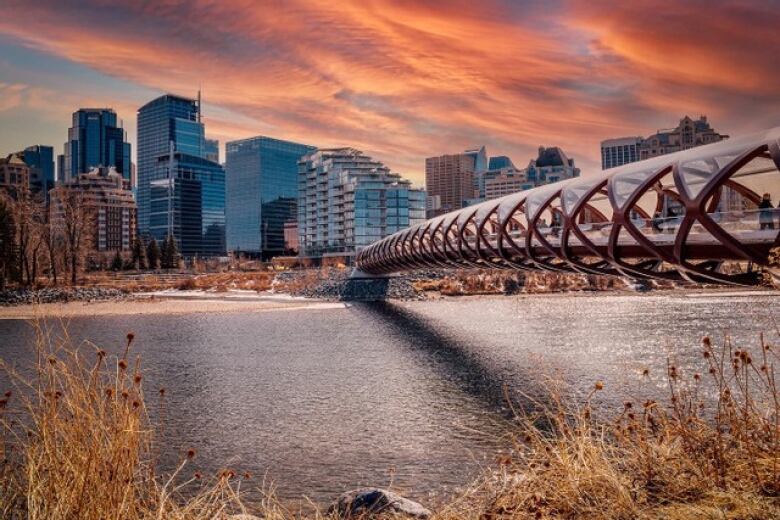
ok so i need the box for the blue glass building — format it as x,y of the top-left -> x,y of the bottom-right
21,145 -> 55,197
137,94 -> 226,257
204,138 -> 219,163
137,94 -> 205,236
488,155 -> 515,170
148,152 -> 225,257
62,109 -> 131,184
225,137 -> 315,258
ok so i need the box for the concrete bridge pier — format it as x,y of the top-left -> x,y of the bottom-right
341,269 -> 393,301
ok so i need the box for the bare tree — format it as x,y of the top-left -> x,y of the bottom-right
0,194 -> 17,290
51,189 -> 94,285
4,192 -> 47,287
42,212 -> 65,286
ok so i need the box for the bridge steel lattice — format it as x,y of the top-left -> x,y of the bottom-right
356,127 -> 780,285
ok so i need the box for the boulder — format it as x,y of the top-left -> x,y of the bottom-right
328,488 -> 432,519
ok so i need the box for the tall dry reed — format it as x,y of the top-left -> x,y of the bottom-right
0,324 -> 250,519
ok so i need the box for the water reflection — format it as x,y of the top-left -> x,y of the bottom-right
0,292 -> 778,505
351,301 -> 546,415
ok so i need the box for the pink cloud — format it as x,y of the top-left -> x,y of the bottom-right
0,0 -> 778,181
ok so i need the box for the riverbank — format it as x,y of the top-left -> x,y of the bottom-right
0,292 -> 344,319
1,285 -> 777,320
3,264 -> 778,309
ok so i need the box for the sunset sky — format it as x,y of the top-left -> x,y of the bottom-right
0,0 -> 778,185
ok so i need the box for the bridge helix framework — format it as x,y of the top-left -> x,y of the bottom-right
356,127 -> 780,285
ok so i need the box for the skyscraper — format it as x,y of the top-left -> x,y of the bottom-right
148,151 -> 225,257
20,145 -> 55,197
464,145 -> 489,198
62,109 -> 131,184
298,148 -> 425,258
137,93 -> 225,257
137,94 -> 205,235
425,152 -> 475,217
488,155 -> 515,170
225,136 -> 315,258
204,138 -> 219,163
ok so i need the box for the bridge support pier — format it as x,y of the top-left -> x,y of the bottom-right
341,269 -> 393,301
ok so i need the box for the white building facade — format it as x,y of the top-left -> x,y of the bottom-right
298,148 -> 425,258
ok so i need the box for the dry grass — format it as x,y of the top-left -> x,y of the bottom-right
413,270 -> 523,296
0,327 -> 252,519
436,333 -> 780,519
413,270 -> 635,297
178,272 -> 275,292
2,327 -> 778,519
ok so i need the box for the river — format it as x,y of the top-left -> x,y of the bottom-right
1,290 -> 778,505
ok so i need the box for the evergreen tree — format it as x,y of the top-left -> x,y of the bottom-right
164,234 -> 180,269
146,238 -> 160,270
131,237 -> 147,270
160,236 -> 170,269
111,250 -> 123,271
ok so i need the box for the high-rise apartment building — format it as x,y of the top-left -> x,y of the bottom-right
425,152 -> 476,217
61,109 -> 131,184
137,94 -> 205,235
148,151 -> 225,257
225,136 -> 315,258
601,115 -> 728,170
464,146 -> 490,198
484,168 -> 533,200
601,137 -> 642,170
49,166 -> 136,253
298,148 -> 425,258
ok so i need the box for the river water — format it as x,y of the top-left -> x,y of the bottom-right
1,291 -> 778,504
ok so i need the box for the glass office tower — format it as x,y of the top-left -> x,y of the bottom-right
21,145 -> 55,197
137,94 -> 205,236
225,137 -> 315,258
204,138 -> 219,163
148,152 -> 225,257
62,109 -> 131,184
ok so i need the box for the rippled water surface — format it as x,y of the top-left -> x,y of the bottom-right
1,291 -> 778,503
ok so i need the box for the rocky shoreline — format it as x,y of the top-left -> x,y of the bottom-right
0,287 -> 129,306
2,267 -> 754,308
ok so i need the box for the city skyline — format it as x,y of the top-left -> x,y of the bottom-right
0,1 -> 779,185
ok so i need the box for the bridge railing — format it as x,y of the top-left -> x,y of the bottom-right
356,126 -> 780,285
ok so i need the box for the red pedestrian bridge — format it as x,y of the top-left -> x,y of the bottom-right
356,127 -> 780,285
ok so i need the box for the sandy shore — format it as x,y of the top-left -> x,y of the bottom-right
0,292 -> 346,319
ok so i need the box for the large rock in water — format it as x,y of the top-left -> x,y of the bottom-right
329,488 -> 432,519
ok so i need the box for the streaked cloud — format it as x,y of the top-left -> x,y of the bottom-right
0,0 -> 777,181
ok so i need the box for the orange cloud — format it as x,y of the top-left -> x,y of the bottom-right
0,0 -> 777,182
